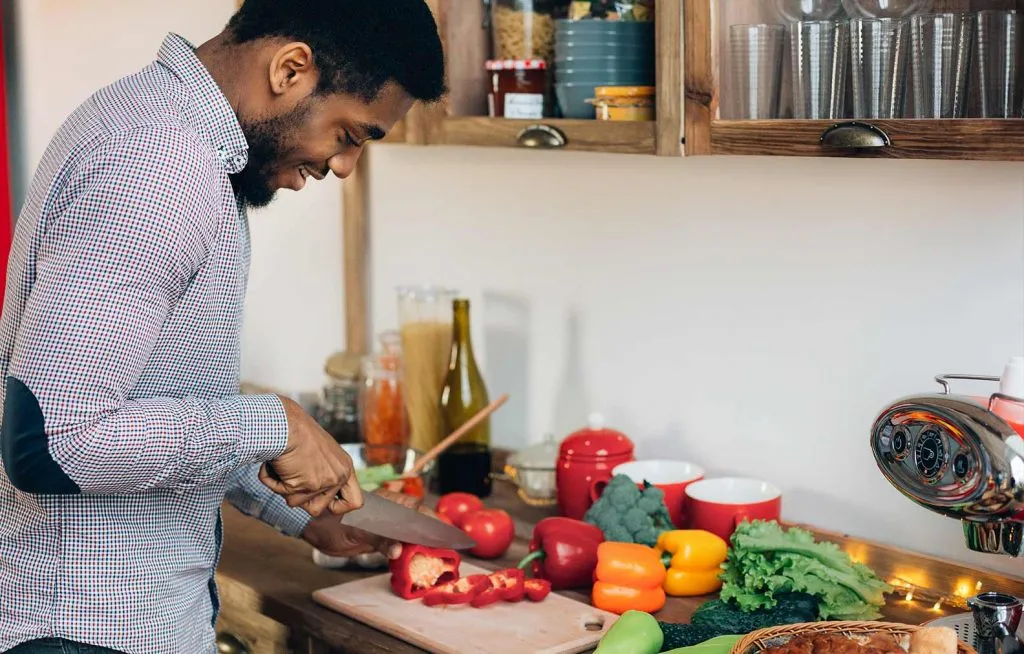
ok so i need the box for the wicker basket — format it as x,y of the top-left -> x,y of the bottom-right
730,621 -> 978,654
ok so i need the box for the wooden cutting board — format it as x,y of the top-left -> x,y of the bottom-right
312,563 -> 619,654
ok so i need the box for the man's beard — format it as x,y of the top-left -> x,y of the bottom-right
231,100 -> 312,209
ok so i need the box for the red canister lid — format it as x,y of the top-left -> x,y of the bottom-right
486,59 -> 548,71
559,413 -> 634,460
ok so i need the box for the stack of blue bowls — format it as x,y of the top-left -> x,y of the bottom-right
554,19 -> 656,119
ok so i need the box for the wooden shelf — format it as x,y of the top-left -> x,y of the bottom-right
401,0 -> 683,157
440,117 -> 657,154
706,119 -> 1024,161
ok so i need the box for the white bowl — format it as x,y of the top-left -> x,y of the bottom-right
685,477 -> 782,504
612,459 -> 705,485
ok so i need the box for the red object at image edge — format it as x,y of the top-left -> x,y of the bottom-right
0,12 -> 13,308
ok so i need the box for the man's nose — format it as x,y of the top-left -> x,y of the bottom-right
328,149 -> 363,180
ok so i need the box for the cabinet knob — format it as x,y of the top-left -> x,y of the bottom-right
216,632 -> 251,654
819,121 -> 891,149
516,124 -> 567,149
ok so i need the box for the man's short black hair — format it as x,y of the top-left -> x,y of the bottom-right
226,0 -> 446,103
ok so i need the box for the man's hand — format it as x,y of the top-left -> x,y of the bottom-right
302,489 -> 437,560
258,395 -> 363,518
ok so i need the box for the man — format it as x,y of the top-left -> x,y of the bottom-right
0,1 -> 445,652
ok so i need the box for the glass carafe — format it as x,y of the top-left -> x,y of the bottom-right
397,286 -> 457,452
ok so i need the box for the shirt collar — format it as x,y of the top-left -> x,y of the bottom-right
156,33 -> 249,174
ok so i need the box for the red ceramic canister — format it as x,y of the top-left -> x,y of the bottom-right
556,415 -> 635,520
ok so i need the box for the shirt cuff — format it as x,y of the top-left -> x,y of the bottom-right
260,495 -> 314,538
224,463 -> 313,538
231,393 -> 289,465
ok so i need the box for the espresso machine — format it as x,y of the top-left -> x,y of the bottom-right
871,372 -> 1024,654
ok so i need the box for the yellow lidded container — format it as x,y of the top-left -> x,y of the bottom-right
589,86 -> 656,121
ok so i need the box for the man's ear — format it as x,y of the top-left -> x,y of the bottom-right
267,41 -> 317,97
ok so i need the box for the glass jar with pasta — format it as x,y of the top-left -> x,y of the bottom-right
490,0 -> 558,62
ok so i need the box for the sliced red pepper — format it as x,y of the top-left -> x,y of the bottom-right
524,578 -> 552,602
470,568 -> 525,608
389,545 -> 461,600
422,574 -> 490,607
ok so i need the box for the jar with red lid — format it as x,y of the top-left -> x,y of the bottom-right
486,59 -> 549,119
556,413 -> 635,520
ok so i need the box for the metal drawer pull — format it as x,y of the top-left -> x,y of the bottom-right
819,121 -> 891,149
216,632 -> 251,654
517,124 -> 567,149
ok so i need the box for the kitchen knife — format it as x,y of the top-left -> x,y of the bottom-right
341,491 -> 478,550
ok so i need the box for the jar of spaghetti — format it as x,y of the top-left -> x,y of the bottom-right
487,59 -> 548,119
359,331 -> 410,467
490,0 -> 557,61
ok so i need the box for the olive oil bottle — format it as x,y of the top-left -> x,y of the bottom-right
438,299 -> 492,497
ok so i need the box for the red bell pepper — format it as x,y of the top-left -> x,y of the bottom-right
516,517 -> 605,590
389,545 -> 460,600
470,568 -> 526,608
524,578 -> 552,602
422,574 -> 490,607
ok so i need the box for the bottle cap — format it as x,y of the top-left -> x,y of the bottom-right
1000,356 -> 1024,399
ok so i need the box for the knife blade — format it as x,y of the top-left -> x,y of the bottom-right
341,491 -> 478,550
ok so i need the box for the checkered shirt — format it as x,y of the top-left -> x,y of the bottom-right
0,34 -> 312,654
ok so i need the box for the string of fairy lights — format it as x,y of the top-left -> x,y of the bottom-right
887,577 -> 984,613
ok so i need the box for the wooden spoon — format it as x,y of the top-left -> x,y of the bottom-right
402,394 -> 510,479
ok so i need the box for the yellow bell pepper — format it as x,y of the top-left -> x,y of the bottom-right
654,530 -> 729,597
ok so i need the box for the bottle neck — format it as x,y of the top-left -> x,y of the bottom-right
451,301 -> 475,362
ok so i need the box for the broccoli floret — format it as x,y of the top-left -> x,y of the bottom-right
622,507 -> 650,533
636,486 -> 665,513
602,525 -> 634,543
633,526 -> 661,547
584,475 -> 675,546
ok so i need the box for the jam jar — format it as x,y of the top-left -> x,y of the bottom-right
556,413 -> 635,520
487,59 -> 549,119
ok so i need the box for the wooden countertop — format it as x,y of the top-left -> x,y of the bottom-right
216,482 -> 1024,654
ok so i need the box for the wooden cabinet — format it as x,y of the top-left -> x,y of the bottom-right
399,0 -> 683,156
684,0 -> 1024,160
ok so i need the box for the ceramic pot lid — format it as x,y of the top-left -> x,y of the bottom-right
559,413 -> 634,460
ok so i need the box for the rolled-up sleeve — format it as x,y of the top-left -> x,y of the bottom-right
0,125 -> 289,496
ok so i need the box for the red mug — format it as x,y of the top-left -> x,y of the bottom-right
684,477 -> 782,541
589,460 -> 705,528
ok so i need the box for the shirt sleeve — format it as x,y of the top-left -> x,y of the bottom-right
1,125 -> 289,496
224,463 -> 313,538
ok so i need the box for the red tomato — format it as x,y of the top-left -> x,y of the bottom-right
436,513 -> 455,526
462,509 -> 515,559
435,493 -> 484,528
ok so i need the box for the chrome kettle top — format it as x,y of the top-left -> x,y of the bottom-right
870,374 -> 1024,557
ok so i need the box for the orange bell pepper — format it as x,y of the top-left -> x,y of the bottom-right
592,542 -> 667,615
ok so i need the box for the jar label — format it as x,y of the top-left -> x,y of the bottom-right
503,93 -> 544,119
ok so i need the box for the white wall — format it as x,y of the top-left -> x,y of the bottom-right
12,0 -> 345,392
367,147 -> 1024,578
13,1 -> 1024,579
